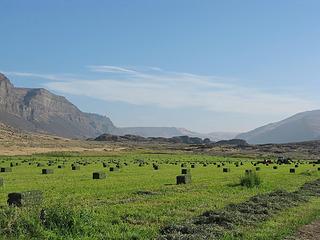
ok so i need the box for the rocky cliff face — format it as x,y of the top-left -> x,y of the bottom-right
0,73 -> 116,138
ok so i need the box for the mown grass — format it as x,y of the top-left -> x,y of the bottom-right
0,153 -> 319,239
160,179 -> 320,239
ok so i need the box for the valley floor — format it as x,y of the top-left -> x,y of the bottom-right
0,150 -> 319,239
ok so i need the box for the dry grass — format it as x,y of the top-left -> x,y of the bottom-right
0,122 -> 125,155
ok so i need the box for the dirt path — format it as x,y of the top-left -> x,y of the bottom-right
289,220 -> 320,240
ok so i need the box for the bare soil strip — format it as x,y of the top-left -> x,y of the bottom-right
288,220 -> 320,240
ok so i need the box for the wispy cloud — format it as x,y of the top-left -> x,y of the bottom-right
3,66 -> 318,115
87,65 -> 138,74
1,71 -> 64,81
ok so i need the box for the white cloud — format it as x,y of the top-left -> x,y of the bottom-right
3,66 -> 318,115
87,65 -> 138,74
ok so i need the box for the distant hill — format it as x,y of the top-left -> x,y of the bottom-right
237,110 -> 320,144
116,127 -> 237,141
116,127 -> 183,138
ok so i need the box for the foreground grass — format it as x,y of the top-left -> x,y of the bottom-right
160,179 -> 320,239
0,153 -> 319,239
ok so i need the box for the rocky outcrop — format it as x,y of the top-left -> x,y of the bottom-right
0,73 -> 116,138
94,133 -> 211,144
214,139 -> 249,147
94,133 -> 249,146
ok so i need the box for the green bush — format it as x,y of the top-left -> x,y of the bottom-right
0,206 -> 45,239
240,172 -> 262,188
40,203 -> 94,236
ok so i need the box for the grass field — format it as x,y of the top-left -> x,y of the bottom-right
0,152 -> 319,239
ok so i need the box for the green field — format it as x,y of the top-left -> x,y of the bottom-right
0,152 -> 319,239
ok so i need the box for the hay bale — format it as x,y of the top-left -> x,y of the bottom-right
181,168 -> 191,175
109,167 -> 119,172
223,168 -> 230,173
72,166 -> 80,170
176,175 -> 192,185
153,165 -> 159,170
116,164 -> 122,169
1,167 -> 12,173
42,169 -> 54,174
103,163 -> 108,168
290,168 -> 295,173
93,171 -> 106,179
7,190 -> 43,207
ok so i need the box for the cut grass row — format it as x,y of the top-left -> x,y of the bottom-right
160,179 -> 320,239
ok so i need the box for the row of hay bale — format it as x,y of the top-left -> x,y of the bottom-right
2,158 -> 320,171
1,158 -> 320,186
174,160 -> 320,185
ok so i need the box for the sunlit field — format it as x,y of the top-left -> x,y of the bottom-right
0,152 -> 319,239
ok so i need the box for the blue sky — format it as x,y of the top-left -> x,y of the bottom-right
1,0 -> 320,133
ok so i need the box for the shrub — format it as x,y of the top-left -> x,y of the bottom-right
0,203 -> 96,239
240,172 -> 262,188
40,203 -> 94,236
0,206 -> 45,239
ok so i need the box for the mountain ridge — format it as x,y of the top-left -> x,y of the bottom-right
0,73 -> 237,140
0,73 -> 117,138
